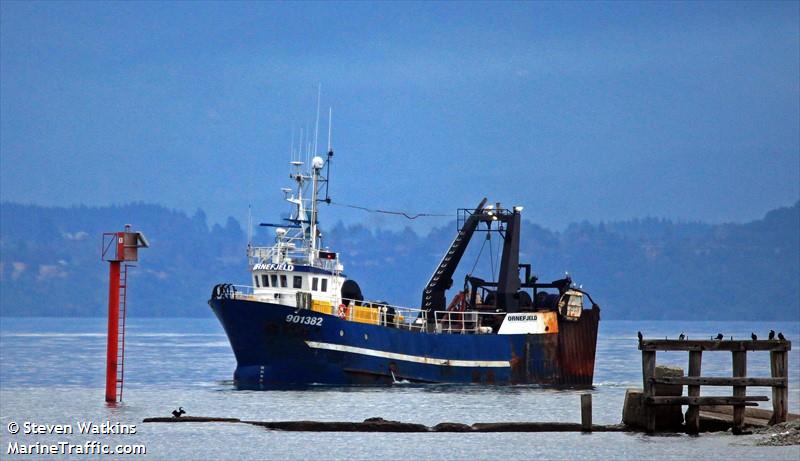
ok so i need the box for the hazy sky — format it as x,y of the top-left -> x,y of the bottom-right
1,1 -> 798,230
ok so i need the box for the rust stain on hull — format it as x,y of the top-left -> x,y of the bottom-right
555,306 -> 600,386
509,306 -> 600,386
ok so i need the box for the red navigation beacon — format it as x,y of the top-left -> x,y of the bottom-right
101,225 -> 149,403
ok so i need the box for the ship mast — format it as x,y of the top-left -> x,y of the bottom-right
309,156 -> 323,264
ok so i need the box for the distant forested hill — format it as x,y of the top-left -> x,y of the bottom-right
0,203 -> 245,317
1,201 -> 797,320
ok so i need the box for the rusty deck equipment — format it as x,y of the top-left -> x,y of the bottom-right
639,338 -> 791,434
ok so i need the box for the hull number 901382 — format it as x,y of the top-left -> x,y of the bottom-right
286,315 -> 323,326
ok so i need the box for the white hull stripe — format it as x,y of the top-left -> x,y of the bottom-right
305,341 -> 511,368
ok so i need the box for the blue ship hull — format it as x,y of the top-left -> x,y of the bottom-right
209,298 -> 599,387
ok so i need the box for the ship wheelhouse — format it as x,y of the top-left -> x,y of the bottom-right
249,263 -> 344,310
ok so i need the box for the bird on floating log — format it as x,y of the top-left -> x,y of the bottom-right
751,332 -> 757,341
637,331 -> 643,343
769,330 -> 776,340
778,332 -> 786,341
678,333 -> 685,341
715,333 -> 724,340
171,407 -> 185,418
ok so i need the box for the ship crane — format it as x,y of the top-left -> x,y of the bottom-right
421,199 -> 596,326
421,197 -> 524,322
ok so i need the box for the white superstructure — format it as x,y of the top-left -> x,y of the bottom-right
246,156 -> 345,309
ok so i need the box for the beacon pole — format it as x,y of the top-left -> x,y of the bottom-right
105,256 -> 121,402
101,226 -> 148,403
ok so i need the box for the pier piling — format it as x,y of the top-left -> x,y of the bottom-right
581,394 -> 592,432
685,350 -> 703,434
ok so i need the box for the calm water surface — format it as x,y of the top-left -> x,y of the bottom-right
1,317 -> 798,460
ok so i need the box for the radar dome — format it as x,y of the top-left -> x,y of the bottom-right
312,156 -> 324,169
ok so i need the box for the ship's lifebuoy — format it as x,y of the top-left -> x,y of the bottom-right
337,303 -> 348,320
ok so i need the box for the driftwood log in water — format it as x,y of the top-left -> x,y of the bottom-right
472,422 -> 626,432
143,416 -> 627,432
245,418 -> 429,432
143,416 -> 241,423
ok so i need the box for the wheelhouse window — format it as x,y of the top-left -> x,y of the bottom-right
271,274 -> 278,288
312,277 -> 319,291
261,274 -> 269,287
254,275 -> 260,288
321,278 -> 328,292
280,274 -> 288,288
293,276 -> 302,289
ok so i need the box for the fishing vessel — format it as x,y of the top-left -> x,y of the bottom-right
209,145 -> 601,387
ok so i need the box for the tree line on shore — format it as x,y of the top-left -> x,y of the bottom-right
1,200 -> 797,320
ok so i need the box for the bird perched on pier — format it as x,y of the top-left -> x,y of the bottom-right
778,332 -> 786,341
171,407 -> 185,418
637,331 -> 643,343
751,332 -> 757,341
715,333 -> 724,340
678,333 -> 685,341
769,330 -> 776,340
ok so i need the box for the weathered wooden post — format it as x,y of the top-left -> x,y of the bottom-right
685,350 -> 702,434
732,350 -> 747,434
642,350 -> 657,433
581,394 -> 592,432
769,350 -> 788,424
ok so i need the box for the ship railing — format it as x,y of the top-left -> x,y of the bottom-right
433,310 -> 500,334
223,284 -> 253,300
222,289 -> 429,330
340,298 -> 428,332
248,245 -> 309,264
313,257 -> 340,272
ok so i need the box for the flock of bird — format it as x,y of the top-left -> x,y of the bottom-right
637,330 -> 787,342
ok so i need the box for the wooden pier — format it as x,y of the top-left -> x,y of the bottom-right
639,338 -> 791,434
